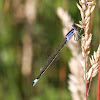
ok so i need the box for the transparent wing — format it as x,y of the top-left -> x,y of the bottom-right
40,37 -> 67,73
40,29 -> 75,75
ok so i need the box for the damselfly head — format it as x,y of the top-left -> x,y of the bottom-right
73,24 -> 84,41
72,24 -> 78,30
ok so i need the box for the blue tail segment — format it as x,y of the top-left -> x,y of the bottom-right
32,78 -> 39,86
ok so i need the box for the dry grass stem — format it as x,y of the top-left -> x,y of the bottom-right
78,0 -> 100,82
57,7 -> 85,100
77,0 -> 99,99
57,7 -> 73,33
77,0 -> 98,79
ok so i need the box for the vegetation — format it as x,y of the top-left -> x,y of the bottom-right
0,0 -> 99,100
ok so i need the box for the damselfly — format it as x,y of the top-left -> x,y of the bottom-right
32,24 -> 79,86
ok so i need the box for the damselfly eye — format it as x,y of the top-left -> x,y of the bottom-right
72,24 -> 78,30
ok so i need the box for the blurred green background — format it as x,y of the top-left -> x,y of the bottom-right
0,0 -> 99,100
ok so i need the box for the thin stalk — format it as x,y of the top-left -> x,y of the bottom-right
87,68 -> 93,96
85,53 -> 88,100
97,59 -> 100,100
